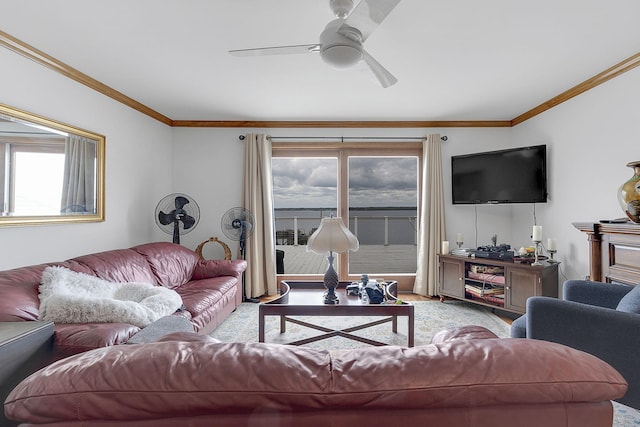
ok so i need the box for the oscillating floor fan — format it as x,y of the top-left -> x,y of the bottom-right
155,193 -> 200,244
221,207 -> 257,302
221,207 -> 255,259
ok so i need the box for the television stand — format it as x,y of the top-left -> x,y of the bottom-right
438,254 -> 559,314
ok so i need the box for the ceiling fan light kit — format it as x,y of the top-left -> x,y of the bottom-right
229,0 -> 401,88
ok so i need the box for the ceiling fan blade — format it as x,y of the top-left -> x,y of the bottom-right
345,0 -> 401,42
361,49 -> 397,88
229,44 -> 320,57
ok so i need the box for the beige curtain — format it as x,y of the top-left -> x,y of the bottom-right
242,133 -> 277,298
413,134 -> 446,296
60,135 -> 96,214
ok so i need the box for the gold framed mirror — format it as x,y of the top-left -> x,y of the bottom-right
0,103 -> 105,226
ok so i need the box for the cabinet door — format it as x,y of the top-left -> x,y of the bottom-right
505,269 -> 541,313
439,258 -> 464,298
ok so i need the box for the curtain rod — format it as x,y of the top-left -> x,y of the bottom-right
238,135 -> 448,142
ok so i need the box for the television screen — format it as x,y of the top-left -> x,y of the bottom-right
451,145 -> 547,204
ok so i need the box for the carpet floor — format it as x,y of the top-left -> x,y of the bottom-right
210,299 -> 639,426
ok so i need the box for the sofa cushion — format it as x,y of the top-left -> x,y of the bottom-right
431,325 -> 499,343
0,262 -> 77,322
53,323 -> 140,360
71,249 -> 157,284
132,243 -> 200,289
175,278 -> 235,322
616,284 -> 640,313
158,331 -> 220,343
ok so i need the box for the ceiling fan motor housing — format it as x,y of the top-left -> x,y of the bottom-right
320,19 -> 363,69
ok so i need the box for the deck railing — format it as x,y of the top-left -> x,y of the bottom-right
275,215 -> 417,246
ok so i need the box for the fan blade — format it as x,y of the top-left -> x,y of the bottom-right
361,49 -> 397,88
242,221 -> 254,237
181,214 -> 196,230
174,196 -> 189,210
158,210 -> 175,226
229,44 -> 320,57
345,0 -> 401,42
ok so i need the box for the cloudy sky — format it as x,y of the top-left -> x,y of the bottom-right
272,157 -> 418,209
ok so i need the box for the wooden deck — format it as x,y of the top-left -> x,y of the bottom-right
276,244 -> 417,274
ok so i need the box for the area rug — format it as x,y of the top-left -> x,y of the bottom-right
210,299 -> 512,349
210,299 -> 640,426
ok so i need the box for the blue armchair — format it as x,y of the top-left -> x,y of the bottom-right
511,279 -> 640,410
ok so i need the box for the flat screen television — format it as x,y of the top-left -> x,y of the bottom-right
451,144 -> 547,204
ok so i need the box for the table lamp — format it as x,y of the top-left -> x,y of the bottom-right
307,217 -> 359,304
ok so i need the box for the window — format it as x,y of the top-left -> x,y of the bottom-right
272,143 -> 421,289
1,140 -> 66,215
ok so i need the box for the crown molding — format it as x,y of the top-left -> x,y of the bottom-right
170,120 -> 511,128
0,30 -> 172,126
511,51 -> 640,126
1,30 -> 638,129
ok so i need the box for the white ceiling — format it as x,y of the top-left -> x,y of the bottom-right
1,0 -> 639,122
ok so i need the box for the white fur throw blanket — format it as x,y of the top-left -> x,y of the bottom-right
38,266 -> 183,328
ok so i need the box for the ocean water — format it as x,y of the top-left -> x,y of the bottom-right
274,207 -> 417,245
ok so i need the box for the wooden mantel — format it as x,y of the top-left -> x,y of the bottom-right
573,221 -> 640,285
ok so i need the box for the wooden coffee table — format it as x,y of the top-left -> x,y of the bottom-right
258,281 -> 414,347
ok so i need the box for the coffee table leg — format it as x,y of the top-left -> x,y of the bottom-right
280,315 -> 286,333
259,312 -> 265,343
392,315 -> 398,333
408,314 -> 414,347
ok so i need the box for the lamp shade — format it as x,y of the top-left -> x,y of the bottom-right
307,217 -> 359,254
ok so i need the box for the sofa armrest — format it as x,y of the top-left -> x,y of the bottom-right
527,296 -> 640,346
191,259 -> 247,280
526,296 -> 640,408
562,279 -> 633,308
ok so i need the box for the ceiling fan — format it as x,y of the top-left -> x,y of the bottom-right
229,0 -> 401,88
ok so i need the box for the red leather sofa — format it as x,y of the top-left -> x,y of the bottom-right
0,242 -> 247,360
4,328 -> 627,426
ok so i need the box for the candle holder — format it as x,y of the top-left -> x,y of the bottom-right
456,239 -> 464,248
532,240 -> 542,265
547,249 -> 559,263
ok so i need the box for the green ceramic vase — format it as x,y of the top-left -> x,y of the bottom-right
618,161 -> 640,223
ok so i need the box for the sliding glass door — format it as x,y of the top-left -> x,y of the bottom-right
272,143 -> 421,287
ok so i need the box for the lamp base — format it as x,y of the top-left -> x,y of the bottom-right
323,253 -> 339,305
323,291 -> 339,305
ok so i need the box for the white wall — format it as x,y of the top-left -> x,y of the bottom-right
168,128 -> 246,256
0,48 -> 173,270
170,127 -> 515,257
511,67 -> 640,282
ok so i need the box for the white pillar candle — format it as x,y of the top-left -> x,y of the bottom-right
532,225 -> 542,241
456,233 -> 463,243
547,238 -> 556,251
441,241 -> 450,254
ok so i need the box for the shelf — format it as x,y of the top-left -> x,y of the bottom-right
465,291 -> 505,308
